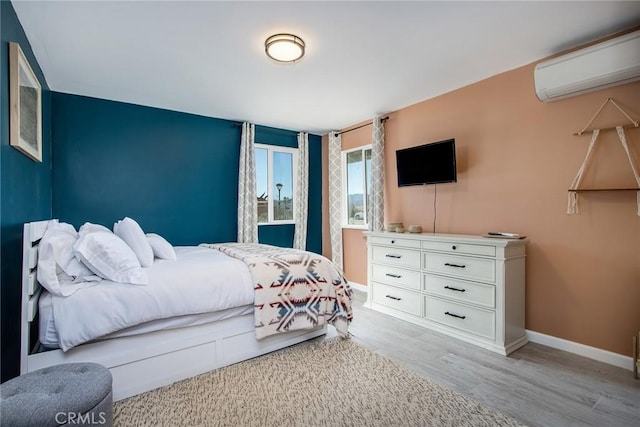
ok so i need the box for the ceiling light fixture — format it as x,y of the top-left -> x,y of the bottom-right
265,34 -> 305,63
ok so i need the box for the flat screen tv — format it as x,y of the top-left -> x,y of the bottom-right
396,138 -> 457,186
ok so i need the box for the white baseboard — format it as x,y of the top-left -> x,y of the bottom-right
347,281 -> 368,293
526,330 -> 633,371
349,283 -> 631,371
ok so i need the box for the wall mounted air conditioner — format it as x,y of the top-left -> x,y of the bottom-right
534,30 -> 640,102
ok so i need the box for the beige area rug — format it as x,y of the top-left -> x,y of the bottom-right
114,338 -> 524,426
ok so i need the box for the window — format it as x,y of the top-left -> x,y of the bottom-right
255,144 -> 297,224
342,145 -> 372,227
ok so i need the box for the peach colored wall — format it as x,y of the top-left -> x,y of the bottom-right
322,51 -> 640,358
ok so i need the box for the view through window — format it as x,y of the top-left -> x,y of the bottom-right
255,144 -> 296,224
344,146 -> 372,226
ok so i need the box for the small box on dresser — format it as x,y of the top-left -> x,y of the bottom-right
365,231 -> 527,355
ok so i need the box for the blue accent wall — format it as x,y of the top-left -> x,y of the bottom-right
1,1 -> 52,382
52,94 -> 322,254
52,94 -> 241,245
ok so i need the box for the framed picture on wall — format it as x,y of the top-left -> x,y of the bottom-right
9,42 -> 42,162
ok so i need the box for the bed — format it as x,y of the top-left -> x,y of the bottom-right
20,219 -> 352,401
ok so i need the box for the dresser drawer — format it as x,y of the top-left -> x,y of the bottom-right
372,264 -> 421,290
370,235 -> 421,249
422,241 -> 496,257
372,283 -> 421,316
424,297 -> 495,340
423,274 -> 495,308
372,246 -> 421,268
423,253 -> 495,283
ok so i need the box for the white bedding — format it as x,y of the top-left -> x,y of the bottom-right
39,292 -> 254,348
42,246 -> 254,351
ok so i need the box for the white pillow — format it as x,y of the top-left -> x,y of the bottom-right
73,231 -> 148,285
37,221 -> 101,297
114,217 -> 154,267
146,233 -> 177,260
79,222 -> 111,236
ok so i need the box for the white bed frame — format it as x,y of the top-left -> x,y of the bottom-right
20,220 -> 327,401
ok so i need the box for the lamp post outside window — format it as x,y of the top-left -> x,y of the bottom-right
276,183 -> 283,220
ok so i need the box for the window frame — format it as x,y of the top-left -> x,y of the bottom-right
255,143 -> 298,226
341,144 -> 372,230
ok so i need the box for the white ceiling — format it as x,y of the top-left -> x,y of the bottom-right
11,1 -> 640,135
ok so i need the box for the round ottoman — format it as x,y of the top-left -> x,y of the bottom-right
0,363 -> 113,426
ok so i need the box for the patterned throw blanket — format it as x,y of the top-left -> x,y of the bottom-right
201,243 -> 353,339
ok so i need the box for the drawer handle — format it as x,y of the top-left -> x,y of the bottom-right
391,240 -> 395,244
385,254 -> 402,259
444,262 -> 466,268
452,245 -> 457,250
385,273 -> 402,279
385,295 -> 402,301
445,311 -> 466,320
444,285 -> 466,292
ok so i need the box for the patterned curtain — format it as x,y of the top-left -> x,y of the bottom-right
328,132 -> 343,269
368,116 -> 385,231
293,132 -> 309,250
237,122 -> 258,243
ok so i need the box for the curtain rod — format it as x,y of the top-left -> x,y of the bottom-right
232,122 -> 304,137
335,116 -> 389,136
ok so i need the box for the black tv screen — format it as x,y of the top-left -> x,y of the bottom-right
396,139 -> 457,186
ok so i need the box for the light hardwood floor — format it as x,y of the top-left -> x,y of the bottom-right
341,290 -> 640,427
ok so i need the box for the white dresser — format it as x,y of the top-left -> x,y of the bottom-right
365,231 -> 527,355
